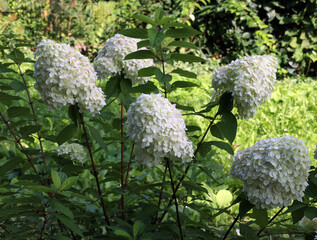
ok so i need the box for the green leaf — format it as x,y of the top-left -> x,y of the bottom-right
124,50 -> 156,60
239,198 -> 254,218
170,53 -> 204,62
148,28 -> 165,47
168,41 -> 198,50
165,27 -> 201,38
17,181 -> 54,192
51,170 -> 61,189
130,81 -> 159,94
9,80 -> 27,92
19,125 -> 41,138
88,125 -> 108,151
240,224 -> 258,240
0,158 -> 21,175
133,220 -> 145,238
253,208 -> 268,228
104,75 -> 120,98
210,123 -> 224,140
210,141 -> 234,155
7,49 -> 25,63
61,176 -> 78,191
132,14 -> 156,25
137,40 -> 150,49
0,92 -> 22,101
55,214 -> 83,237
68,105 -> 80,127
171,68 -> 197,78
138,66 -> 158,77
7,106 -> 30,119
171,81 -> 199,89
218,91 -> 234,114
304,180 -> 317,198
56,124 -> 77,145
198,142 -> 212,157
54,235 -> 72,240
48,199 -> 74,219
186,125 -> 201,132
305,207 -> 317,220
118,28 -> 148,39
120,78 -> 132,93
173,103 -> 194,111
154,7 -> 164,24
219,112 -> 237,144
114,229 -> 132,238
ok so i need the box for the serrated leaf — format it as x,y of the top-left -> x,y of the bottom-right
165,27 -> 200,38
210,141 -> 234,155
124,50 -> 156,60
253,208 -> 268,228
114,229 -> 132,238
168,40 -> 198,50
148,28 -> 164,47
61,176 -> 78,191
56,124 -> 77,145
55,214 -> 83,237
88,125 -> 108,151
133,220 -> 145,238
51,170 -> 61,189
48,199 -> 74,219
171,81 -> 199,89
132,14 -> 156,25
171,68 -> 197,78
118,28 -> 148,39
219,111 -> 237,144
170,53 -> 204,62
7,106 -> 30,119
138,66 -> 158,77
19,125 -> 41,138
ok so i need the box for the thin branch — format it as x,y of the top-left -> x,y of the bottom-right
0,223 -> 10,234
120,101 -> 125,220
222,213 -> 240,240
159,112 -> 219,222
124,144 -> 134,186
166,158 -> 184,240
154,163 -> 168,223
257,207 -> 285,236
183,0 -> 200,24
79,112 -> 111,226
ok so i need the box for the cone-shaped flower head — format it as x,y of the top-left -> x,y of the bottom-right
94,34 -> 153,85
57,143 -> 86,164
33,39 -> 105,114
231,136 -> 311,209
212,55 -> 277,119
126,94 -> 194,167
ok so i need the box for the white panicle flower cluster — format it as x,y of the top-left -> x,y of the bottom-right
94,34 -> 153,85
300,216 -> 317,230
126,94 -> 194,167
33,39 -> 105,114
231,136 -> 311,209
212,55 -> 277,119
57,143 -> 86,164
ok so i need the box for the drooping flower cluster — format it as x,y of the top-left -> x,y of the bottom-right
33,39 -> 105,114
231,136 -> 311,209
125,94 -> 194,167
94,34 -> 153,85
212,55 -> 278,119
57,143 -> 86,164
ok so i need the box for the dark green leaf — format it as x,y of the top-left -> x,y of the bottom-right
148,28 -> 164,47
120,78 -> 132,93
118,28 -> 148,39
165,27 -> 200,38
132,14 -> 156,25
88,125 -> 108,151
210,123 -> 224,140
170,53 -> 204,62
7,106 -> 30,119
171,81 -> 199,88
125,50 -> 156,60
48,199 -> 74,219
218,91 -> 234,114
253,208 -> 268,228
168,41 -> 198,50
56,124 -> 77,145
186,125 -> 201,132
104,75 -> 120,98
9,80 -> 27,92
210,141 -> 234,155
138,66 -> 158,77
154,7 -> 164,23
304,180 -> 317,198
198,142 -> 212,157
51,170 -> 61,189
7,49 -> 25,63
130,81 -> 159,94
0,68 -> 16,73
68,105 -> 80,127
173,103 -> 194,111
133,220 -> 145,238
19,125 -> 41,138
55,214 -> 83,237
239,198 -> 254,218
219,111 -> 237,144
0,158 -> 21,175
171,68 -> 197,78
114,229 -> 132,238
305,207 -> 317,220
0,92 -> 22,101
240,224 -> 258,240
137,40 -> 150,49
61,177 -> 78,191
183,181 -> 208,193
